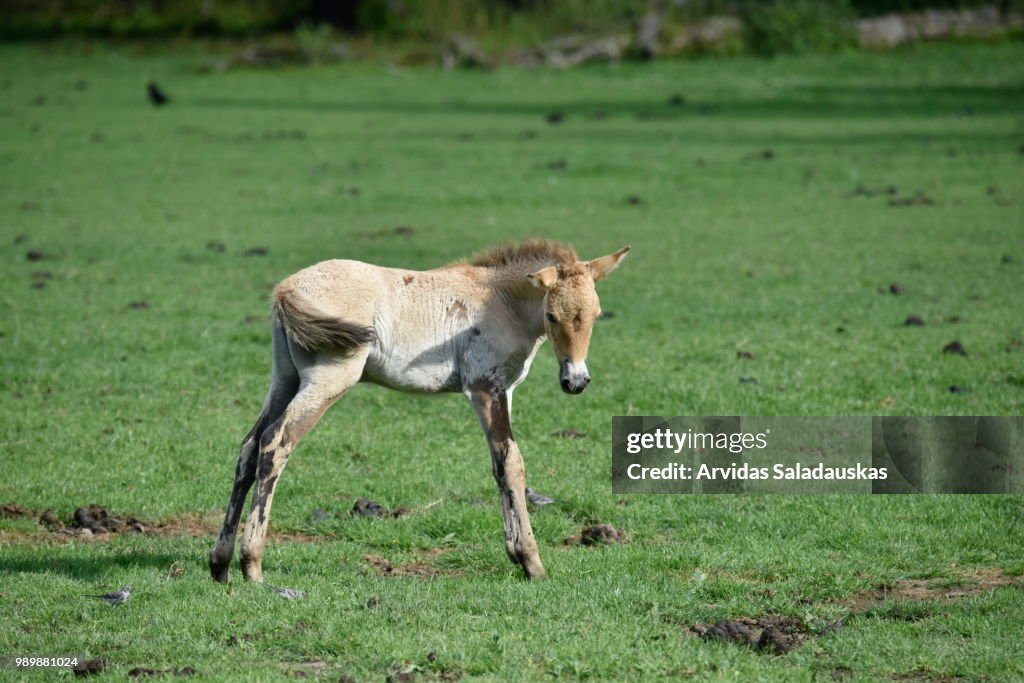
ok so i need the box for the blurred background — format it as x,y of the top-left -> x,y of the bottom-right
2,0 -> 1020,63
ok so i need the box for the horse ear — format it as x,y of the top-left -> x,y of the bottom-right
526,265 -> 559,290
587,245 -> 630,281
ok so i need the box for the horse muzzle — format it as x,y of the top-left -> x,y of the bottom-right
560,359 -> 590,395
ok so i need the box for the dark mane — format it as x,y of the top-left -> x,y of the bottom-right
466,239 -> 578,271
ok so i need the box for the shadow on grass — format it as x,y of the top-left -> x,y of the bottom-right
188,84 -> 1024,121
0,551 -> 186,580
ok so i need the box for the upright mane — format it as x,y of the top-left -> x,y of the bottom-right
465,238 -> 578,272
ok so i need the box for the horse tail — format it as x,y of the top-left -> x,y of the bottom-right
271,285 -> 375,353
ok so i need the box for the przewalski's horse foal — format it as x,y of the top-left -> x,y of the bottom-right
209,239 -> 629,582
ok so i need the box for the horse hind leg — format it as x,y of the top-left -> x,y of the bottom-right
209,321 -> 298,582
239,345 -> 368,583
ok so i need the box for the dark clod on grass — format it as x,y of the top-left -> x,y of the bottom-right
350,497 -> 409,518
948,385 -> 971,394
147,82 -> 169,106
739,376 -> 758,385
31,281 -> 47,290
1002,254 -> 1015,265
626,195 -> 642,206
552,428 -> 586,439
737,350 -> 754,359
598,310 -> 616,320
129,666 -> 197,677
548,159 -> 568,170
127,301 -> 150,310
73,505 -> 146,534
393,226 -> 415,235
73,658 -> 107,677
14,233 -> 27,244
889,190 -> 936,207
888,283 -> 905,295
39,509 -> 63,529
691,615 -> 806,655
26,250 -> 45,261
903,315 -> 925,326
351,497 -> 384,517
311,508 -> 330,522
847,184 -> 898,198
242,247 -> 268,256
668,94 -> 685,106
545,111 -> 565,124
206,240 -> 226,253
942,340 -> 967,356
745,149 -> 775,161
565,524 -> 625,546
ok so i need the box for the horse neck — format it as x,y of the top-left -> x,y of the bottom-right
493,274 -> 546,342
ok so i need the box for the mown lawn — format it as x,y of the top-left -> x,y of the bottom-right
1,41 -> 1022,680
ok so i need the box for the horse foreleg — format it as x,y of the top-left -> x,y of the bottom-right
239,350 -> 365,583
467,383 -> 546,580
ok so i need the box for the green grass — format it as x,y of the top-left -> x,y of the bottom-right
1,41 -> 1023,680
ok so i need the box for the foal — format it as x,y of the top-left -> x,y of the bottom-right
209,239 -> 629,582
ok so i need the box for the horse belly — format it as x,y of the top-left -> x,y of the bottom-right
362,346 -> 461,393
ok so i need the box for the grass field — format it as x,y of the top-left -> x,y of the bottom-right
1,40 -> 1023,681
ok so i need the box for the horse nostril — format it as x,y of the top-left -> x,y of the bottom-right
561,378 -> 571,392
583,376 -> 591,386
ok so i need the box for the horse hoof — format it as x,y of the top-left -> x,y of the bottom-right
208,561 -> 231,581
523,560 -> 547,580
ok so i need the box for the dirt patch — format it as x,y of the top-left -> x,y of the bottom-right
688,568 -> 1021,656
691,615 -> 807,654
1,506 -> 331,544
564,524 -> 626,546
843,567 -> 1019,613
903,315 -> 925,326
363,553 -> 452,578
0,502 -> 33,518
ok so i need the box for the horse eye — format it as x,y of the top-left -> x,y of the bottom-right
546,312 -> 557,324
